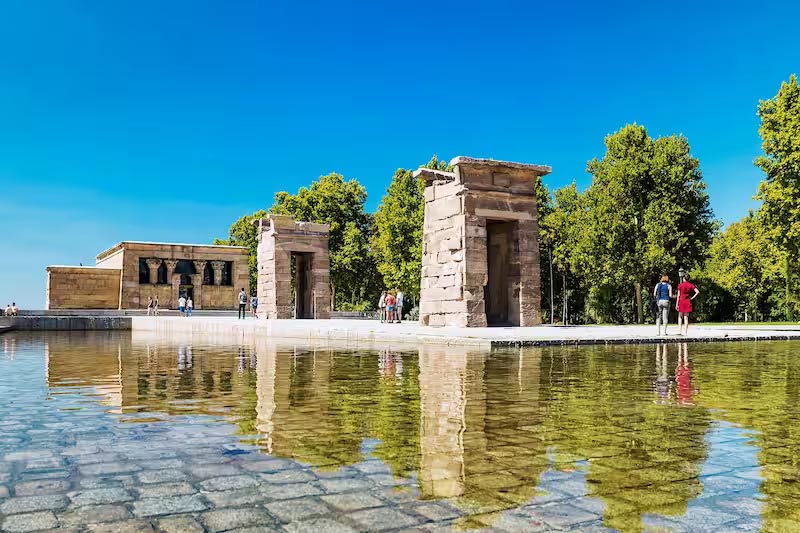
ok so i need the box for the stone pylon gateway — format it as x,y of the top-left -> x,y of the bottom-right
414,157 -> 552,327
254,215 -> 332,319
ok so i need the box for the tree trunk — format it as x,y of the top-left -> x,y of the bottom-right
562,272 -> 568,325
787,257 -> 794,322
635,282 -> 643,324
549,246 -> 554,325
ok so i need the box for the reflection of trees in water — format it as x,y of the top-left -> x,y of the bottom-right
690,342 -> 800,531
538,345 -> 710,533
47,335 -> 800,531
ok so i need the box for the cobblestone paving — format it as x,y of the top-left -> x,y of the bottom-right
1,333 -> 797,531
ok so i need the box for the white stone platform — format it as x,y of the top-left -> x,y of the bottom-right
130,316 -> 800,348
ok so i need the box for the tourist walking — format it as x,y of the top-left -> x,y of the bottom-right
385,291 -> 396,323
187,297 -> 193,317
178,295 -> 187,316
653,275 -> 673,335
238,288 -> 247,319
676,272 -> 700,336
395,289 -> 404,324
378,290 -> 386,323
147,296 -> 154,316
251,294 -> 258,318
154,297 -> 160,316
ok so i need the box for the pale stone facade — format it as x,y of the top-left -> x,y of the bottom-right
46,242 -> 249,310
255,215 -> 331,319
414,157 -> 551,327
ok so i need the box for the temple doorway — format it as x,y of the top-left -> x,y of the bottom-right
179,274 -> 193,301
485,220 -> 514,325
291,252 -> 313,319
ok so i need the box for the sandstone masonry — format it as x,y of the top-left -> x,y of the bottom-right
46,242 -> 249,310
415,157 -> 551,327
255,215 -> 331,319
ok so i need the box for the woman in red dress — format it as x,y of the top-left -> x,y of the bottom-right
676,273 -> 700,336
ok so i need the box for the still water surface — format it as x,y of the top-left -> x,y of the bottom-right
1,332 -> 799,532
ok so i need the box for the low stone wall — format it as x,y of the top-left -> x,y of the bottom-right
1,316 -> 131,331
46,267 -> 121,310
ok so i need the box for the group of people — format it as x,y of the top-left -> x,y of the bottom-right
3,303 -> 18,316
652,269 -> 700,336
147,294 -> 194,317
239,288 -> 258,319
378,289 -> 404,323
146,296 -> 160,316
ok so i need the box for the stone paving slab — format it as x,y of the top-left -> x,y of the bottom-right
131,316 -> 800,348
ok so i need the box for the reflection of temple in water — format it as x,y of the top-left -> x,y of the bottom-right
419,345 -> 548,521
44,334 -> 730,532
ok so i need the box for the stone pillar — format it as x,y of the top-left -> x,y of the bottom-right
211,261 -> 225,286
415,156 -> 550,328
193,260 -> 207,310
164,260 -> 179,308
145,258 -> 162,285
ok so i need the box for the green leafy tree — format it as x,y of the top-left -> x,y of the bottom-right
541,183 -> 591,323
372,156 -> 449,304
214,209 -> 268,293
270,173 -> 378,309
704,212 -> 786,321
755,74 -> 800,319
583,124 -> 717,323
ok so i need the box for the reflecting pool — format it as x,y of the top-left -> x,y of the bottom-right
1,332 -> 799,532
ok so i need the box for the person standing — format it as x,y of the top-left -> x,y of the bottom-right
178,295 -> 187,317
9,303 -> 18,316
653,276 -> 673,335
378,291 -> 387,323
251,294 -> 259,318
238,288 -> 247,319
187,297 -> 193,317
676,273 -> 700,336
395,289 -> 404,324
147,296 -> 154,316
385,291 -> 396,323
154,296 -> 160,316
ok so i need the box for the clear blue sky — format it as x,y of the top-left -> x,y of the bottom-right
1,1 -> 798,309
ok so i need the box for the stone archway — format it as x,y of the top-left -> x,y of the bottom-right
254,215 -> 332,319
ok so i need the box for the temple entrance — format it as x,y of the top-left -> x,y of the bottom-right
179,274 -> 193,301
291,252 -> 313,319
485,220 -> 514,325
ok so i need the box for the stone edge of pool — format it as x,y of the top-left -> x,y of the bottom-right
3,315 -> 800,348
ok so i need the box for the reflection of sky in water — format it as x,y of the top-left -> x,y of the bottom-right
1,332 -> 797,531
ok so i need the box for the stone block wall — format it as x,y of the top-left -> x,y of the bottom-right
415,157 -> 550,328
46,267 -> 122,309
255,215 -> 332,319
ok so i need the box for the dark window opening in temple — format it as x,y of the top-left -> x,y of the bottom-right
138,258 -> 149,284
174,260 -> 197,275
203,262 -> 214,285
157,263 -> 168,285
222,261 -> 233,286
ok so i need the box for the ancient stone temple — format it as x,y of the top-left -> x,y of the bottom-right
414,157 -> 551,327
46,242 -> 249,310
255,214 -> 331,319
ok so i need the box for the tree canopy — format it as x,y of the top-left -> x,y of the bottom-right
755,74 -> 800,319
270,173 -> 378,310
371,156 -> 449,304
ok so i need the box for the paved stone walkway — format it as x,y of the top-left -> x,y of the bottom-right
132,316 -> 800,347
